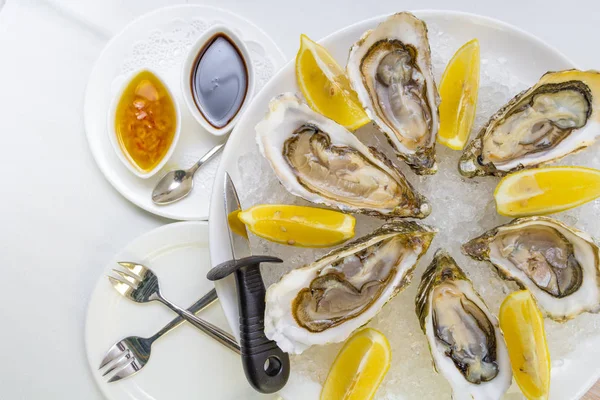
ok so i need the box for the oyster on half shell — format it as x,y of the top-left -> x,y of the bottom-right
265,221 -> 436,354
256,93 -> 431,218
347,12 -> 440,175
415,250 -> 512,400
463,216 -> 600,321
459,69 -> 600,177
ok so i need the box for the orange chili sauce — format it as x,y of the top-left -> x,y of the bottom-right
115,70 -> 177,172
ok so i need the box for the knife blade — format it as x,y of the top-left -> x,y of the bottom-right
221,172 -> 290,394
224,172 -> 252,260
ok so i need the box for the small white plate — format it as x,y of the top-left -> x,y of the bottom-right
84,5 -> 286,221
209,10 -> 600,400
85,221 -> 274,400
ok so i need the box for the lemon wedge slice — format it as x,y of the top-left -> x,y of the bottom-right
237,204 -> 355,247
500,290 -> 550,400
438,39 -> 480,150
494,166 -> 600,217
321,328 -> 391,400
296,34 -> 370,130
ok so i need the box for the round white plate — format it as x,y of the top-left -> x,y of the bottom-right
85,221 -> 274,400
209,10 -> 600,400
84,5 -> 286,221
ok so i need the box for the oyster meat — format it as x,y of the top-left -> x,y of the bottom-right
460,69 -> 600,177
347,12 -> 440,175
463,216 -> 600,321
256,93 -> 431,218
415,250 -> 512,400
265,222 -> 435,354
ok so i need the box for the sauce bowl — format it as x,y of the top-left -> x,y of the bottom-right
107,68 -> 181,179
181,25 -> 255,137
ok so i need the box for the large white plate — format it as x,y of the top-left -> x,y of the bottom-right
85,221 -> 274,400
84,5 -> 285,221
209,10 -> 600,400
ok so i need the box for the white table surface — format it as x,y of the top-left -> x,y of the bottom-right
0,0 -> 598,399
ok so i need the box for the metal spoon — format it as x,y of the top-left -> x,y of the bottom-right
152,143 -> 225,205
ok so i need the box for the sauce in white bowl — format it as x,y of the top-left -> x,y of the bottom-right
182,25 -> 254,137
107,69 -> 181,179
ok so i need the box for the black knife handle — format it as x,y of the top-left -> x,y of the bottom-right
235,263 -> 290,393
207,255 -> 283,281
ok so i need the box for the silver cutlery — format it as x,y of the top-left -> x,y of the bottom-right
152,142 -> 225,205
99,288 -> 239,383
107,262 -> 239,357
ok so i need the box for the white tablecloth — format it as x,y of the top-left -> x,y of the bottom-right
0,0 -> 598,398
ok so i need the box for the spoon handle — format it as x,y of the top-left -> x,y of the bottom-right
189,143 -> 225,174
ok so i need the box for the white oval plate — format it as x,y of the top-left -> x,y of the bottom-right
84,5 -> 285,221
85,221 -> 275,400
209,10 -> 600,400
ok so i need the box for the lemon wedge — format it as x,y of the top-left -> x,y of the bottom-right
494,166 -> 600,217
321,328 -> 391,400
500,290 -> 550,400
438,39 -> 480,150
296,34 -> 370,130
237,204 -> 355,247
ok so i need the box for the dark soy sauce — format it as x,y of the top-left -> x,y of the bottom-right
191,34 -> 249,128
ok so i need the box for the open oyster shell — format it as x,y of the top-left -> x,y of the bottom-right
256,93 -> 431,218
459,69 -> 600,177
463,216 -> 600,321
347,12 -> 440,175
265,221 -> 436,354
415,250 -> 512,400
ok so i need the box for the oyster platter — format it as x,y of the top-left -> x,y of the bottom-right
208,10 -> 600,400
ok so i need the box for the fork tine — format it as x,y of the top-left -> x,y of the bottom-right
108,275 -> 134,287
102,352 -> 132,377
98,342 -> 126,369
107,358 -> 142,383
112,269 -> 139,285
117,261 -> 146,277
107,276 -> 134,296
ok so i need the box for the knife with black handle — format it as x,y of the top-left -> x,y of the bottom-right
207,173 -> 290,394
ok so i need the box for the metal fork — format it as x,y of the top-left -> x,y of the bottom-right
104,262 -> 240,380
99,288 -> 239,383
